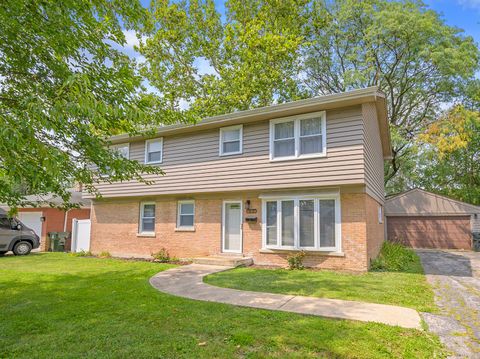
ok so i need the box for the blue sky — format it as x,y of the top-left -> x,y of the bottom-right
424,0 -> 480,43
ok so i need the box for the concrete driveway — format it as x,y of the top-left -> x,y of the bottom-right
417,250 -> 480,358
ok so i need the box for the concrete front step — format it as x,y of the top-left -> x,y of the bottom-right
192,256 -> 253,267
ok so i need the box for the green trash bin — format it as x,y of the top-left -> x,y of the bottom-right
58,239 -> 65,252
53,239 -> 60,251
57,232 -> 70,252
48,232 -> 59,252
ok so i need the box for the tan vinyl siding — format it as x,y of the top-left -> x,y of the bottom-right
87,106 -> 366,198
362,102 -> 385,204
386,189 -> 480,216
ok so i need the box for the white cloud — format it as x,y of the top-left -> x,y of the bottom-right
122,29 -> 148,50
457,0 -> 480,10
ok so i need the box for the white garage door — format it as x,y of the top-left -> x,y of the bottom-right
18,212 -> 43,237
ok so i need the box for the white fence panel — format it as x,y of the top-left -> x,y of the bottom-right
71,219 -> 91,252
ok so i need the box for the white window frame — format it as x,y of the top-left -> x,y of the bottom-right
111,143 -> 130,159
177,200 -> 195,229
145,138 -> 163,164
261,193 -> 341,252
100,143 -> 130,178
139,201 -> 156,234
378,205 -> 383,224
269,111 -> 327,161
219,125 -> 243,156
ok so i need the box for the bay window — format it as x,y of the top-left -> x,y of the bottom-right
270,112 -> 326,160
266,201 -> 278,246
262,195 -> 340,252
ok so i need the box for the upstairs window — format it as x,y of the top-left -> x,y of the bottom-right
102,143 -> 129,178
177,200 -> 195,229
270,112 -> 326,160
219,125 -> 243,156
145,138 -> 163,164
111,143 -> 130,159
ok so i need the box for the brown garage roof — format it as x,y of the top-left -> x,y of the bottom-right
385,189 -> 480,216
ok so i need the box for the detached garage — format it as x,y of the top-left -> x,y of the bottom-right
386,189 -> 480,250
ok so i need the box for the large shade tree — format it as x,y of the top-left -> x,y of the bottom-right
138,0 -> 308,118
303,0 -> 479,192
416,104 -> 480,205
2,0 -> 479,208
0,0 -> 176,208
139,0 -> 479,194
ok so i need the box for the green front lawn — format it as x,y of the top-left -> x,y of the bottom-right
0,253 -> 444,358
205,246 -> 436,313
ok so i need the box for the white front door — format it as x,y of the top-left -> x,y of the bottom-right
222,201 -> 243,253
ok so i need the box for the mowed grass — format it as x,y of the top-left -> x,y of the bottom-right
0,253 -> 444,358
205,244 -> 436,313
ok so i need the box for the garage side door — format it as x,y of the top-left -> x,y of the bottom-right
387,216 -> 472,250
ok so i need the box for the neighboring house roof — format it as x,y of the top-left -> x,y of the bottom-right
0,190 -> 91,210
385,188 -> 480,216
109,86 -> 392,159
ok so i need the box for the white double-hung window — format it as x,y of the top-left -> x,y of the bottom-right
145,138 -> 163,164
219,125 -> 243,156
262,193 -> 341,252
111,143 -> 130,159
270,111 -> 326,160
139,202 -> 156,234
177,200 -> 195,229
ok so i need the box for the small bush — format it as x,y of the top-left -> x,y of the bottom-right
70,250 -> 92,257
287,251 -> 306,270
98,251 -> 111,258
370,241 -> 422,273
151,248 -> 171,262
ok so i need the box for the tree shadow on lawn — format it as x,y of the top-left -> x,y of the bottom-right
0,261 -> 443,359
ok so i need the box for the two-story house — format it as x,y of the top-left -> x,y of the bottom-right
85,87 -> 391,271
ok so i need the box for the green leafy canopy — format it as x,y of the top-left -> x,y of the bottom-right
1,0 -> 479,208
0,0 -> 174,208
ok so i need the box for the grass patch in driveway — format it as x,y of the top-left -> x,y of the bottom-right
0,253 -> 444,358
205,244 -> 436,313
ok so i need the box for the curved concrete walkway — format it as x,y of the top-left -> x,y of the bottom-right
150,264 -> 422,329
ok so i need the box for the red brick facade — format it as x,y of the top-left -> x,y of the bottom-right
17,207 -> 91,251
90,190 -> 384,271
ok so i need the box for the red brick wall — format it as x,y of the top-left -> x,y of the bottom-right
17,207 -> 90,251
91,192 -> 380,271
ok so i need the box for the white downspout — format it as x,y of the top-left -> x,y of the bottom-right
63,209 -> 70,232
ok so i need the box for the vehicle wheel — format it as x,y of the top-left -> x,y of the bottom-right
13,241 -> 32,256
0,251 -> 6,256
